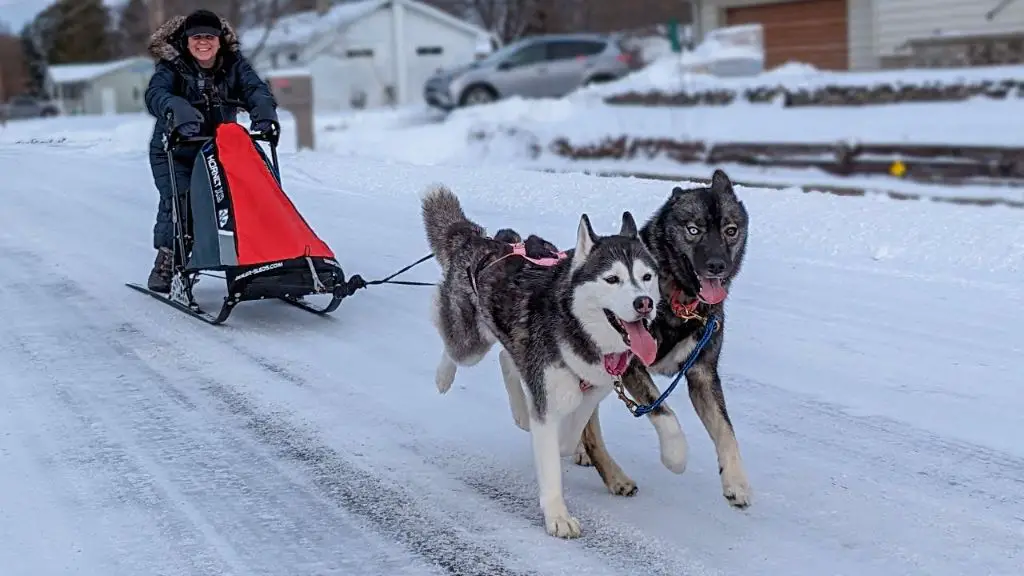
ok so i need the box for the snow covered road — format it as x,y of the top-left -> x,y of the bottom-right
0,143 -> 1021,576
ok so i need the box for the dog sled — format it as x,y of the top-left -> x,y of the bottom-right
126,105 -> 360,325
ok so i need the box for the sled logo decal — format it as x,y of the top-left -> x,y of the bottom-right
218,209 -> 229,228
234,261 -> 284,281
206,153 -> 225,203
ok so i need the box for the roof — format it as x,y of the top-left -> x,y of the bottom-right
239,0 -> 386,53
239,0 -> 493,56
398,0 -> 492,40
48,57 -> 153,84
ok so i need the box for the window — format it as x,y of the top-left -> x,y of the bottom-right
499,43 -> 547,68
416,46 -> 443,56
345,48 -> 374,58
547,40 -> 606,61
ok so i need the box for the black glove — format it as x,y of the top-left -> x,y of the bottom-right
250,119 -> 276,134
176,121 -> 201,138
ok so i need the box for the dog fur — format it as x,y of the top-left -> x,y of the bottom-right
420,183 -> 675,538
501,169 -> 753,509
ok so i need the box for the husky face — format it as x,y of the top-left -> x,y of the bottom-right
570,212 -> 661,366
658,170 -> 748,304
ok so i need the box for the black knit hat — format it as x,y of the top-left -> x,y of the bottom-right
183,9 -> 222,38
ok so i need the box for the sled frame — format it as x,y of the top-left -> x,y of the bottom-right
129,111 -> 346,325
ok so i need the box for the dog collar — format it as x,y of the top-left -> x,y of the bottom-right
669,288 -> 703,320
579,351 -> 634,392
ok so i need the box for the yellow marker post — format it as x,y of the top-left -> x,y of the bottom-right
889,160 -> 906,178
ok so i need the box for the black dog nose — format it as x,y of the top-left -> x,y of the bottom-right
706,258 -> 727,276
633,296 -> 654,314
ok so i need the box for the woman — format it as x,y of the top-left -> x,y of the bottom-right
144,9 -> 279,293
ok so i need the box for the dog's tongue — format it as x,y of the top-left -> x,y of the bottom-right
622,320 -> 658,366
699,278 -> 728,304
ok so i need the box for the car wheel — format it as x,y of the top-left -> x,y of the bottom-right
460,85 -> 497,107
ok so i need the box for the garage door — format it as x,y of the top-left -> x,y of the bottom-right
725,0 -> 848,70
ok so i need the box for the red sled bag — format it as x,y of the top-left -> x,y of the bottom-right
186,123 -> 342,298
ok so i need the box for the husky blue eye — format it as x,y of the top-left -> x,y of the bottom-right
724,225 -> 738,237
604,275 -> 620,284
686,225 -> 700,235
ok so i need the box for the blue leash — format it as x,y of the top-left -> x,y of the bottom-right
624,314 -> 719,418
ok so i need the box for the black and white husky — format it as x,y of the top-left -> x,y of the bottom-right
421,184 -> 688,538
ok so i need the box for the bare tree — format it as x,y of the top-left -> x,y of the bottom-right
424,0 -> 540,43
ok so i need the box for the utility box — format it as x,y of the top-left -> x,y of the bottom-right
265,69 -> 315,150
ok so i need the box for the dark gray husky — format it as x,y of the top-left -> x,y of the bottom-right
421,184 -> 670,539
502,170 -> 752,510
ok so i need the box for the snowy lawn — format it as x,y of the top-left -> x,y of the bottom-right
0,114 -> 1021,575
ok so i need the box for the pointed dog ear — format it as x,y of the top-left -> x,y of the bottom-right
619,211 -> 638,238
575,213 -> 596,258
711,169 -> 736,196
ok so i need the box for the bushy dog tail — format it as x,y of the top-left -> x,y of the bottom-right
420,183 -> 483,270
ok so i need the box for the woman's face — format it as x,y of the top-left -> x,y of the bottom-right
187,33 -> 220,67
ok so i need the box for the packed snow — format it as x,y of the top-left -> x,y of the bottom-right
581,55 -> 1024,98
0,111 -> 1021,576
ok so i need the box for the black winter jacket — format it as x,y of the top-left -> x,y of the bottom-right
144,14 -> 277,151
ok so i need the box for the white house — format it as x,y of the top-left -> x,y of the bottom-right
47,57 -> 155,115
689,0 -> 1024,71
240,0 -> 497,113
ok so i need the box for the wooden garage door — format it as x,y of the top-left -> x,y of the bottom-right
725,0 -> 848,70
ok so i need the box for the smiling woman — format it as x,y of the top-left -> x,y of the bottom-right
183,10 -> 223,68
142,8 -> 279,292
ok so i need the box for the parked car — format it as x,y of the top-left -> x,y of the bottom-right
424,33 -> 643,110
1,95 -> 61,121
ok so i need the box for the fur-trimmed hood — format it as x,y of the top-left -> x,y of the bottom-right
147,14 -> 241,62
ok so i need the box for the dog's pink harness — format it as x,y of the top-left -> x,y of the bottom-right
503,242 -> 568,267
482,241 -> 630,392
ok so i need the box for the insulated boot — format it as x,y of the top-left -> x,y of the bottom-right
147,247 -> 174,293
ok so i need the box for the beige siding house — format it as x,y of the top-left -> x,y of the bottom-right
48,57 -> 155,116
691,0 -> 1024,71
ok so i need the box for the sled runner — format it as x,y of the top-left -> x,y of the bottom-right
127,109 -> 355,325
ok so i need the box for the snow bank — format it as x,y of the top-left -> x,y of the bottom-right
0,114 -> 155,152
316,100 -> 577,166
584,55 -> 1024,100
0,109 -> 299,153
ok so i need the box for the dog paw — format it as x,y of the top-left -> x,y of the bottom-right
544,512 -> 582,539
607,475 -> 638,497
721,466 -> 751,508
659,433 -> 689,474
435,359 -> 456,394
572,442 -> 592,466
511,406 -> 530,432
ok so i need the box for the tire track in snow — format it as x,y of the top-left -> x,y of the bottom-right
727,372 -> 1024,507
719,371 -> 1024,571
418,446 -> 715,576
0,244 -> 532,576
147,309 -> 719,575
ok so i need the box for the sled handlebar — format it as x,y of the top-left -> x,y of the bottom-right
164,100 -> 281,148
